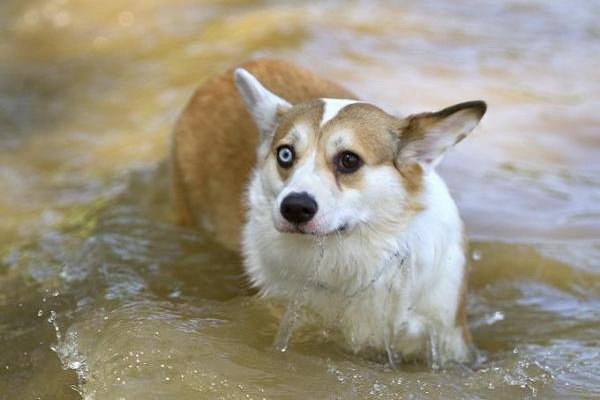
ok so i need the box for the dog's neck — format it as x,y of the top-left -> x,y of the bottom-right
303,239 -> 410,296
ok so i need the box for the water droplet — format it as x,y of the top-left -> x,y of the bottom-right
46,311 -> 61,341
485,310 -> 505,325
47,310 -> 57,323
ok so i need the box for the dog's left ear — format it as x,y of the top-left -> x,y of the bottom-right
397,101 -> 486,171
234,68 -> 292,143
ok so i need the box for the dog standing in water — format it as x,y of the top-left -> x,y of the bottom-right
170,59 -> 486,365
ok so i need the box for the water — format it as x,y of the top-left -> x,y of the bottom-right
273,237 -> 323,353
1,0 -> 599,398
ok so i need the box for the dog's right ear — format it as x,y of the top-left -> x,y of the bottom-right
234,68 -> 291,143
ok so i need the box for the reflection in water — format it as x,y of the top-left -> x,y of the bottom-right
0,0 -> 599,398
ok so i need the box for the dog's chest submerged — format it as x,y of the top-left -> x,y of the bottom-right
306,249 -> 429,354
254,231 -> 445,355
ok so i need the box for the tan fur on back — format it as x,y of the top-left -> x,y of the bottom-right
170,59 -> 355,250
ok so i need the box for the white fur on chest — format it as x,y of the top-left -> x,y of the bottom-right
243,170 -> 470,363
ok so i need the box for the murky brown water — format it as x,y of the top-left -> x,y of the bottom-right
1,0 -> 599,399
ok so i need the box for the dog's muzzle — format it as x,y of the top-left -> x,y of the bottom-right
280,192 -> 318,225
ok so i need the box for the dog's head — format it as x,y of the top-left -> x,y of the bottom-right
235,68 -> 486,237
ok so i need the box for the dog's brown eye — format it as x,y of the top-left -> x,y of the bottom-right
336,151 -> 362,173
276,145 -> 295,168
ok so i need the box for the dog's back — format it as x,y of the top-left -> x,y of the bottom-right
170,59 -> 354,249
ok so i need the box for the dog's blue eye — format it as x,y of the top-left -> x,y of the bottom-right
336,151 -> 362,173
276,145 -> 295,168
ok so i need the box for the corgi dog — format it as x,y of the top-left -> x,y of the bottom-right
170,59 -> 486,365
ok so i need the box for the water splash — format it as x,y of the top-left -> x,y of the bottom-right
273,236 -> 325,352
52,330 -> 89,388
47,310 -> 89,392
47,310 -> 62,341
380,252 -> 405,369
428,329 -> 441,370
273,293 -> 303,353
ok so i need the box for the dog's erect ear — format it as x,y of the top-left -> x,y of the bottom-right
397,101 -> 486,171
234,68 -> 292,142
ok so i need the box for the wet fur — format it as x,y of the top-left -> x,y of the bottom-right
170,59 -> 486,365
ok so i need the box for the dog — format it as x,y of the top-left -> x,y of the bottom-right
170,59 -> 486,365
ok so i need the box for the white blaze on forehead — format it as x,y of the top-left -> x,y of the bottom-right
320,98 -> 361,127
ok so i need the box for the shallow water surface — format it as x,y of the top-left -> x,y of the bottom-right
1,0 -> 599,399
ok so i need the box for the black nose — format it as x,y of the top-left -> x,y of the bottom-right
280,192 -> 318,224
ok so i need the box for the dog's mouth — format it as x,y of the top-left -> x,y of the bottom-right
277,222 -> 349,236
